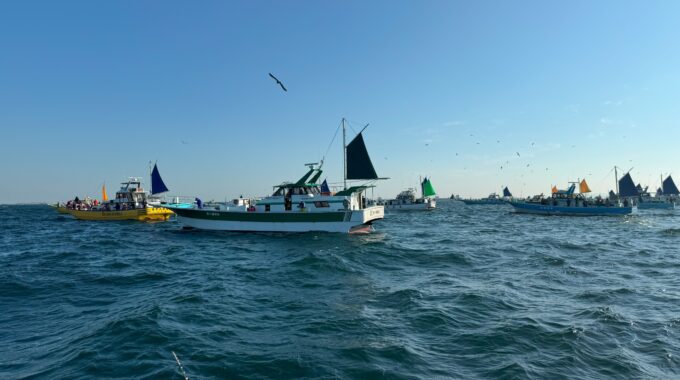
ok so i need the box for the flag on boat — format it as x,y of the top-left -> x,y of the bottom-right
320,179 -> 331,195
579,179 -> 591,193
346,132 -> 379,180
102,183 -> 108,201
151,163 -> 169,195
663,175 -> 680,195
503,187 -> 512,197
551,185 -> 558,194
618,173 -> 639,197
421,177 -> 436,197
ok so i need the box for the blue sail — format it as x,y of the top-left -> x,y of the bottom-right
618,173 -> 638,197
503,187 -> 512,197
151,163 -> 169,195
320,179 -> 330,193
566,184 -> 576,195
663,176 -> 680,195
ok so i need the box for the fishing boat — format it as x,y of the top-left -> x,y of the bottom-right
509,179 -> 633,216
55,178 -> 174,221
147,163 -> 193,209
637,175 -> 677,210
382,177 -> 436,211
166,119 -> 386,233
461,187 -> 512,205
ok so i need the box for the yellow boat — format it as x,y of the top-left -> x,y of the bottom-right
59,206 -> 173,221
55,177 -> 174,222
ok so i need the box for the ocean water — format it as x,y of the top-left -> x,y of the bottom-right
1,202 -> 679,379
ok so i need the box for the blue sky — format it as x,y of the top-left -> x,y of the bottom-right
2,1 -> 680,203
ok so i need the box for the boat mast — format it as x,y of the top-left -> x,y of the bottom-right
342,118 -> 347,190
615,166 -> 619,196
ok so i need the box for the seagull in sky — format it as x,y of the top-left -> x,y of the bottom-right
268,73 -> 287,92
516,152 -> 521,157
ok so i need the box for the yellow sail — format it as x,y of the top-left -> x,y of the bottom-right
579,179 -> 591,193
102,183 -> 109,201
551,185 -> 558,194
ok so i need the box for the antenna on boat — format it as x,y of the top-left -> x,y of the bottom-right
343,118 -> 347,190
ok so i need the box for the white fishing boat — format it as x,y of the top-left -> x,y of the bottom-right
166,119 -> 386,233
637,175 -> 677,210
382,177 -> 436,211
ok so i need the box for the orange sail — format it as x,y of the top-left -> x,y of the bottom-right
579,179 -> 591,193
102,183 -> 109,201
551,185 -> 558,194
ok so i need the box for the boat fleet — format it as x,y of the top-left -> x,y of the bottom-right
53,120 -> 680,232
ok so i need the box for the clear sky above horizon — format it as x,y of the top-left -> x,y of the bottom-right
2,1 -> 680,203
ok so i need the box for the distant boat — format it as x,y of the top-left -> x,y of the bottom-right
382,177 -> 436,211
637,175 -> 677,210
509,179 -> 633,216
54,178 -> 174,221
147,163 -> 193,209
461,187 -> 512,205
165,119 -> 385,233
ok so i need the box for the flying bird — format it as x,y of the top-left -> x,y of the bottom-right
268,73 -> 287,92
516,152 -> 521,157
180,140 -> 189,145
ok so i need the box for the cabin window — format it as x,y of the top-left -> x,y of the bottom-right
314,201 -> 330,208
265,204 -> 270,212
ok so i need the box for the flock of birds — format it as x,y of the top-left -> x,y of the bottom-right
263,72 -> 569,179
250,73 -> 625,188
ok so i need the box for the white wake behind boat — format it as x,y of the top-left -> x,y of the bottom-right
167,119 -> 386,233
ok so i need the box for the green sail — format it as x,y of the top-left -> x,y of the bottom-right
421,178 -> 436,197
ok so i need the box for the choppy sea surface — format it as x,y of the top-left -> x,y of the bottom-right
1,202 -> 680,379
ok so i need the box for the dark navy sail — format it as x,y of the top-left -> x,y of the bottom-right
346,133 -> 378,180
618,173 -> 638,197
151,164 -> 169,195
662,176 -> 680,195
320,179 -> 330,193
503,187 -> 512,197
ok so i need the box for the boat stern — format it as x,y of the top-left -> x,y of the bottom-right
360,205 -> 384,224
